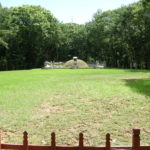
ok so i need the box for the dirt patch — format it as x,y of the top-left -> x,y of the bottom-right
38,104 -> 64,114
36,102 -> 77,116
60,120 -> 103,145
0,130 -> 18,143
0,131 -> 5,143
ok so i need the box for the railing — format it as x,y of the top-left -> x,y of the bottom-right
0,129 -> 150,150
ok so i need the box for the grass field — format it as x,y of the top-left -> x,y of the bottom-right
0,69 -> 150,146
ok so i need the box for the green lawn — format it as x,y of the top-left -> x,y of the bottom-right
0,69 -> 150,146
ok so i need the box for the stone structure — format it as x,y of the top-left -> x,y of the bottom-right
42,61 -> 64,69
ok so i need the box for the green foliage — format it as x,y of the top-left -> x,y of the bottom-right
9,5 -> 60,69
58,23 -> 88,61
86,1 -> 150,69
0,5 -> 60,70
0,1 -> 150,70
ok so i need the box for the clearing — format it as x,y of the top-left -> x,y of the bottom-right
0,69 -> 150,146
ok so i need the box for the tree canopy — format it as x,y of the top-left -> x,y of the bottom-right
0,0 -> 150,70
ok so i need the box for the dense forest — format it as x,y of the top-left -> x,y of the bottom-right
0,0 -> 150,70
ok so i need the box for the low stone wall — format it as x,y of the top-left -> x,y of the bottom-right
42,61 -> 64,69
42,61 -> 106,69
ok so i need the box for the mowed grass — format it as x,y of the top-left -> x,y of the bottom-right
0,69 -> 150,146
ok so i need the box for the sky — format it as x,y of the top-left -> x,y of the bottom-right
0,0 -> 139,24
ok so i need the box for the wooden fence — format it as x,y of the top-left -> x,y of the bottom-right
0,129 -> 150,150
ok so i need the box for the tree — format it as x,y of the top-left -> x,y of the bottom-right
0,4 -> 15,70
58,23 -> 88,61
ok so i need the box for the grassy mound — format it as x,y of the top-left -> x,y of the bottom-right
64,59 -> 89,69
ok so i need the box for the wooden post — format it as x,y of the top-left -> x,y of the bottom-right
132,129 -> 140,150
51,132 -> 56,147
79,133 -> 84,150
23,131 -> 28,150
0,131 -> 1,150
106,133 -> 111,150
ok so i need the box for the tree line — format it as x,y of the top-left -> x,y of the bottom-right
0,0 -> 150,70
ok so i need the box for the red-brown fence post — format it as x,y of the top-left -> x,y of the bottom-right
79,133 -> 84,150
23,131 -> 28,150
51,132 -> 56,150
105,133 -> 111,150
0,131 -> 1,150
132,129 -> 140,150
